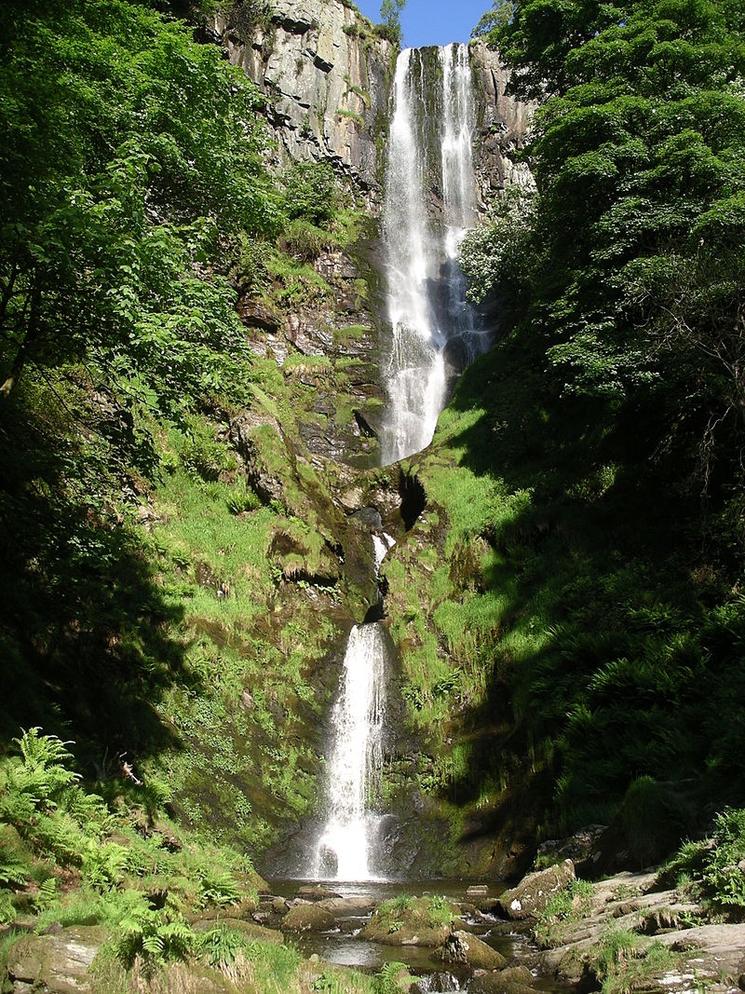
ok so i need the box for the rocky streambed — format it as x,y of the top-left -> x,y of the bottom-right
7,861 -> 745,993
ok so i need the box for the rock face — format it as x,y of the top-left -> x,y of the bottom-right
212,0 -> 394,191
498,859 -> 576,920
7,926 -> 106,994
470,40 -> 534,202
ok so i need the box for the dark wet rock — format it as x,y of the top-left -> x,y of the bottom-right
534,825 -> 607,875
439,930 -> 507,970
499,859 -> 575,921
237,296 -> 280,332
283,902 -> 336,931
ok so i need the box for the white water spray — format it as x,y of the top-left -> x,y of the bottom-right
314,624 -> 388,880
381,43 -> 483,464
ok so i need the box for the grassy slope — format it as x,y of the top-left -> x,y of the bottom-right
383,332 -> 745,870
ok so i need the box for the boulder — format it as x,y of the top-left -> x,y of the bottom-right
360,920 -> 451,947
296,884 -> 341,902
317,895 -> 376,915
410,972 -> 461,993
7,926 -> 107,994
498,859 -> 575,921
192,918 -> 283,944
469,967 -> 541,994
282,903 -> 336,932
439,930 -> 507,970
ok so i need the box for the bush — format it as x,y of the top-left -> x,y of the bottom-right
666,808 -> 745,913
283,162 -> 337,226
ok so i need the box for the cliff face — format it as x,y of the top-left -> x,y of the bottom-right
213,0 -> 395,192
470,40 -> 534,201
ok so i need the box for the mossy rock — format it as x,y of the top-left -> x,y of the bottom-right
359,896 -> 458,947
192,917 -> 283,944
469,967 -> 542,994
7,925 -> 109,994
282,903 -> 336,932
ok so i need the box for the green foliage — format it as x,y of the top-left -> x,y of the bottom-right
115,903 -> 195,973
278,218 -> 338,261
283,162 -> 337,226
472,0 -> 745,497
0,0 -> 280,431
666,808 -> 745,913
378,0 -> 405,44
535,879 -> 593,945
593,930 -> 678,994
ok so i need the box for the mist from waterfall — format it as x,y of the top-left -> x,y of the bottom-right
380,43 -> 483,465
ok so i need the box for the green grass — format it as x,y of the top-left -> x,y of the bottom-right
534,879 -> 594,946
382,329 -> 745,860
594,930 -> 679,994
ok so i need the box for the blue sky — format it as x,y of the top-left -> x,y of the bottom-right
356,0 -> 490,48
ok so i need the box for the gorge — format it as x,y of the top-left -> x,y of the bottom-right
313,38 -> 495,882
3,0 -> 745,991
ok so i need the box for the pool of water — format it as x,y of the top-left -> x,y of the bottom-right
266,878 -> 568,992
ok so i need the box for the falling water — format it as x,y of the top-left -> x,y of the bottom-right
314,44 -> 482,881
381,43 -> 483,465
314,623 -> 388,880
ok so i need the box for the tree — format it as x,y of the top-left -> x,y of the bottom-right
468,0 -> 745,497
379,0 -> 406,44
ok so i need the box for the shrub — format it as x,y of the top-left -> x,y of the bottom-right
666,808 -> 745,913
278,219 -> 338,261
283,162 -> 337,226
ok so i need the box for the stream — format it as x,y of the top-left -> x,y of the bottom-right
263,880 -> 570,993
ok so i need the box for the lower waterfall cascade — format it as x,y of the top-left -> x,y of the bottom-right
313,42 -> 484,882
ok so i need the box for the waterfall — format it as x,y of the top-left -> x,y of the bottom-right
314,623 -> 388,880
313,44 -> 482,882
380,43 -> 483,465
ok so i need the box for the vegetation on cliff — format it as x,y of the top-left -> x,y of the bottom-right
0,0 -> 383,973
380,0 -> 745,872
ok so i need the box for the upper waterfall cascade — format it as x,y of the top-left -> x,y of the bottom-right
313,44 -> 484,882
381,43 -> 485,466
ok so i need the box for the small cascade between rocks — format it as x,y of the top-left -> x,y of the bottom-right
314,43 -> 482,882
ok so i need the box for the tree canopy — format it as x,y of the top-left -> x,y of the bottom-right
468,0 -> 745,509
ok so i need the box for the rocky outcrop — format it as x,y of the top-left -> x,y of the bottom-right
212,0 -> 395,191
470,40 -> 534,202
498,859 -> 576,921
7,926 -> 106,994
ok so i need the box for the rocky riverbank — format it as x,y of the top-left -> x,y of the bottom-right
496,859 -> 745,994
